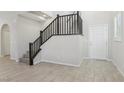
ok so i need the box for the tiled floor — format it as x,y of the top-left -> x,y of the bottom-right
0,56 -> 124,82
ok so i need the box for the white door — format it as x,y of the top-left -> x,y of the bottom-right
89,24 -> 108,59
2,31 -> 10,56
1,24 -> 10,56
4,31 -> 10,55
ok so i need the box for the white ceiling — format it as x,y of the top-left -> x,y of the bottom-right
28,11 -> 51,19
81,11 -> 117,25
18,11 -> 75,23
18,11 -> 52,23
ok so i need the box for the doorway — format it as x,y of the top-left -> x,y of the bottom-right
88,24 -> 108,60
1,24 -> 10,57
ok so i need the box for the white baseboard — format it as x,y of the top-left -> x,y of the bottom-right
0,56 -> 17,62
112,60 -> 124,77
83,57 -> 91,60
40,59 -> 81,67
15,59 -> 19,62
83,57 -> 112,62
106,59 -> 113,62
0,55 -> 3,57
34,61 -> 42,65
10,57 -> 20,63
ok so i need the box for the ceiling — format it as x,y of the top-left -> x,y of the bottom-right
28,11 -> 52,20
18,11 -> 75,23
81,11 -> 117,25
18,11 -> 52,23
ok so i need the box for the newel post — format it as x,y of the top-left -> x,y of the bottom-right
29,43 -> 33,65
77,11 -> 79,34
57,14 -> 59,35
40,31 -> 43,45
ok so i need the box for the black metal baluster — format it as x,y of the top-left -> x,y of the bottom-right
59,16 -> 60,35
69,15 -> 71,34
49,24 -> 52,37
68,16 -> 69,34
50,26 -> 51,36
65,16 -> 66,34
55,19 -> 58,35
29,43 -> 33,65
45,30 -> 46,41
61,17 -> 62,34
67,16 -> 68,34
77,11 -> 79,34
48,26 -> 50,38
43,32 -> 44,43
48,27 -> 49,39
40,31 -> 42,45
72,15 -> 73,34
53,21 -> 54,35
51,23 -> 53,35
44,30 -> 45,42
81,19 -> 83,35
45,27 -> 48,41
36,41 -> 37,53
55,19 -> 56,35
33,44 -> 34,57
46,29 -> 47,41
48,26 -> 50,37
62,16 -> 63,35
75,14 -> 77,34
57,14 -> 59,35
43,30 -> 46,42
60,17 -> 61,34
51,22 -> 53,35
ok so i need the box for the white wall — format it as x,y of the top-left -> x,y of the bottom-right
111,12 -> 124,75
81,11 -> 115,59
0,12 -> 52,61
1,26 -> 10,56
34,35 -> 83,66
80,12 -> 89,57
81,11 -> 124,76
16,16 -> 42,59
0,12 -> 19,60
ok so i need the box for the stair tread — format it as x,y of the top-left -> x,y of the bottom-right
19,57 -> 29,63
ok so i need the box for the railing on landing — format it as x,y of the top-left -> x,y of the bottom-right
29,11 -> 83,65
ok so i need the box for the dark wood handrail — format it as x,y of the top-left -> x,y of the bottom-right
33,36 -> 41,44
42,17 -> 57,33
59,11 -> 77,17
31,17 -> 57,44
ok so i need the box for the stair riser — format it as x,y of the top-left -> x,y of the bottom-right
23,54 -> 29,58
19,58 -> 29,63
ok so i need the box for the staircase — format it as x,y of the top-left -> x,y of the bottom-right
19,51 -> 29,64
20,11 -> 83,65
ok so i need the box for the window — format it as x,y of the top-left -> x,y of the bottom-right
114,12 -> 122,41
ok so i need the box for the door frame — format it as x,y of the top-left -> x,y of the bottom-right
88,24 -> 109,60
1,24 -> 10,57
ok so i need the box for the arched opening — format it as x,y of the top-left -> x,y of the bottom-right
1,24 -> 10,57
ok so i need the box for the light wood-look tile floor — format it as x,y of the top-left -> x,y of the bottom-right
0,56 -> 124,82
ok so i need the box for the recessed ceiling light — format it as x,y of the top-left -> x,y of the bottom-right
42,14 -> 47,17
38,16 -> 45,20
